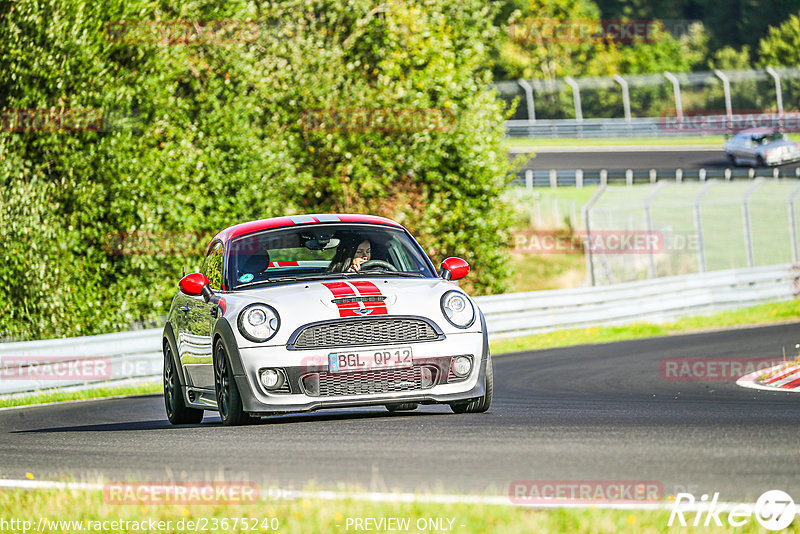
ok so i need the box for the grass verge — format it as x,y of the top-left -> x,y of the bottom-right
0,381 -> 161,409
0,487 -> 790,533
490,299 -> 800,355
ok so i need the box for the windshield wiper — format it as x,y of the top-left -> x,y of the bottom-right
236,276 -> 300,288
357,270 -> 425,277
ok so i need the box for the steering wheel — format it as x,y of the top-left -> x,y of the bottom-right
359,260 -> 397,271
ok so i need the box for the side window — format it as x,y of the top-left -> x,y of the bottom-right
388,239 -> 414,271
201,241 -> 224,290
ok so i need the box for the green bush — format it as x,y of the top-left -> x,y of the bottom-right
0,0 -> 513,340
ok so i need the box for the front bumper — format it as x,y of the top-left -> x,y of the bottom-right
765,152 -> 800,165
233,331 -> 487,414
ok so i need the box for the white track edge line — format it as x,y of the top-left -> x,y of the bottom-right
0,479 -> 781,512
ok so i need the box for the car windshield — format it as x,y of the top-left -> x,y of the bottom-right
749,132 -> 784,144
227,223 -> 436,289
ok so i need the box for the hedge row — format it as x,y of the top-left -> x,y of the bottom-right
0,0 -> 514,340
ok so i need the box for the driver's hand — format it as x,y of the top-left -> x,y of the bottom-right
349,258 -> 365,272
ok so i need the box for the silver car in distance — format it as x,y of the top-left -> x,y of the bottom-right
724,128 -> 800,167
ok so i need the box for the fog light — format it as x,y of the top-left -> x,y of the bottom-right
259,368 -> 282,389
453,356 -> 472,377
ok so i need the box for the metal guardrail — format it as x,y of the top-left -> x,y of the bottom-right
509,167 -> 800,188
505,113 -> 800,138
0,265 -> 795,394
0,329 -> 162,396
501,67 -> 800,136
479,264 -> 797,338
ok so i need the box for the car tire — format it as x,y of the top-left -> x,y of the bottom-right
214,339 -> 257,426
385,403 -> 419,412
163,341 -> 204,425
449,353 -> 493,414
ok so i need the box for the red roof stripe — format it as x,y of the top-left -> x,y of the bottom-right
216,214 -> 403,242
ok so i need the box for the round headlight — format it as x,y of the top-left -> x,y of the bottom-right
238,304 -> 280,342
440,290 -> 475,328
248,308 -> 267,326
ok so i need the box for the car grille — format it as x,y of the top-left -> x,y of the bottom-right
290,318 -> 441,349
301,365 -> 438,397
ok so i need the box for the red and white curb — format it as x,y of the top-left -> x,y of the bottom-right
737,363 -> 800,392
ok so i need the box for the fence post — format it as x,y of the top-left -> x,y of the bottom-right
576,168 -> 583,189
694,181 -> 716,273
789,183 -> 800,264
626,169 -> 633,186
643,182 -> 667,278
583,184 -> 607,286
600,169 -> 608,185
765,67 -> 784,116
614,74 -> 631,122
549,169 -> 558,188
517,79 -> 536,122
664,72 -> 683,122
742,179 -> 764,268
650,169 -> 657,183
564,77 -> 583,122
714,70 -> 733,127
525,169 -> 533,190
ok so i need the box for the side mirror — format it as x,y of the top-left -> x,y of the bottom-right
440,257 -> 470,281
179,272 -> 212,301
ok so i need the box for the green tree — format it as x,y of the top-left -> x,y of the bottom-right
0,0 -> 514,340
758,12 -> 800,66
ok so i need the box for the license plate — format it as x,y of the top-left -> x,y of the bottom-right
328,347 -> 413,373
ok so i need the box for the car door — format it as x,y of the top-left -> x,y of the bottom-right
180,240 -> 225,390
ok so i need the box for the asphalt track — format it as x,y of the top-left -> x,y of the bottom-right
518,147 -> 800,171
1,323 -> 799,502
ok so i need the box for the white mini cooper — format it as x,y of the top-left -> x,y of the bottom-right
163,214 -> 493,425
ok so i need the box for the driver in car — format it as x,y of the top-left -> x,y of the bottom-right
348,239 -> 371,272
327,235 -> 375,273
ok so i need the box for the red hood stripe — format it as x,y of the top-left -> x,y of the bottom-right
322,281 -> 357,298
322,280 -> 387,317
349,280 -> 383,297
